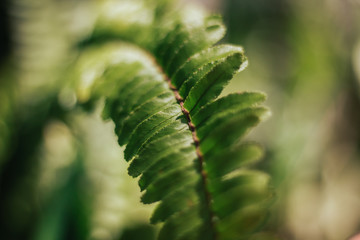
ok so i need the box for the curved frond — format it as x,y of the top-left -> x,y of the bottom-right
70,2 -> 275,239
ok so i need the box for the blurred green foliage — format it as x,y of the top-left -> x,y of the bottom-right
0,0 -> 359,240
223,0 -> 360,239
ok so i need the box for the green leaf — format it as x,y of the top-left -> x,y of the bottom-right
124,107 -> 184,160
172,45 -> 244,93
197,107 -> 268,140
72,3 -> 275,239
141,166 -> 198,204
200,114 -> 264,155
205,143 -> 264,178
128,130 -> 193,177
182,48 -> 247,113
117,92 -> 175,145
150,182 -> 198,223
139,145 -> 196,191
96,63 -> 146,101
155,15 -> 226,76
191,92 -> 266,126
157,205 -> 207,240
217,206 -> 269,240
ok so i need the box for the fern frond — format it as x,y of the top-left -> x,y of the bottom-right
70,2 -> 274,239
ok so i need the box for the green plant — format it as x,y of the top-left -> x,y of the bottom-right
68,1 -> 274,239
0,0 -> 275,239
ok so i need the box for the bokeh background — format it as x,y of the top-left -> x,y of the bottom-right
0,0 -> 360,239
